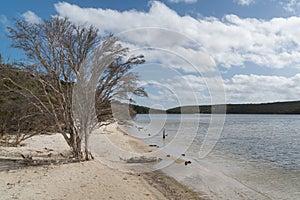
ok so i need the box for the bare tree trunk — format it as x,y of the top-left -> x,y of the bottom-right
84,126 -> 89,160
68,128 -> 82,159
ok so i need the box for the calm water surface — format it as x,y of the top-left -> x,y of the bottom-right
132,114 -> 300,199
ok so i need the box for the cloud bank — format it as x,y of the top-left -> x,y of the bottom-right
55,1 -> 300,70
52,1 -> 300,105
225,73 -> 300,103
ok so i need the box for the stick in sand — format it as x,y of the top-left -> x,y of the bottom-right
163,129 -> 166,139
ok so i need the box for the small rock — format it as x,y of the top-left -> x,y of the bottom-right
184,161 -> 192,165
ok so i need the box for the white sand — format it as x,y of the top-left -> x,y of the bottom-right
0,160 -> 167,200
0,124 -> 167,200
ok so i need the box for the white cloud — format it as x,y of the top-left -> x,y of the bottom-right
138,73 -> 300,107
136,72 -> 225,107
22,11 -> 42,24
234,0 -> 255,6
145,73 -> 300,106
168,0 -> 197,3
283,0 -> 300,13
53,1 -> 300,105
54,1 -> 217,74
54,1 -> 300,71
224,74 -> 300,103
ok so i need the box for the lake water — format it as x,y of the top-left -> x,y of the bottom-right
130,114 -> 300,199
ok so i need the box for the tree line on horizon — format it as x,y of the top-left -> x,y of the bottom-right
166,101 -> 300,114
130,101 -> 300,114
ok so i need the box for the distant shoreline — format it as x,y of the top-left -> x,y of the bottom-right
132,100 -> 300,115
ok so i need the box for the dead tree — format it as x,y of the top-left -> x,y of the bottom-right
7,17 -> 98,157
7,17 -> 147,159
72,36 -> 126,160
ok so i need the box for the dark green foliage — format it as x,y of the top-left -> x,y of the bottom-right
0,64 -> 53,136
131,104 -> 150,114
166,101 -> 300,114
131,104 -> 165,114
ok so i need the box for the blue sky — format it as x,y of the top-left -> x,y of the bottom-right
1,0 -> 300,108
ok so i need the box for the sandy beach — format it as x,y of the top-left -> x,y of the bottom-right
0,123 -> 203,200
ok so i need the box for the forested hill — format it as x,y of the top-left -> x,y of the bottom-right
165,101 -> 300,114
131,104 -> 165,114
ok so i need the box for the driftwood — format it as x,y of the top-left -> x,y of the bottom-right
120,155 -> 161,163
149,144 -> 159,148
